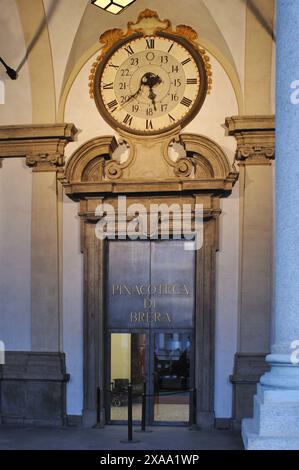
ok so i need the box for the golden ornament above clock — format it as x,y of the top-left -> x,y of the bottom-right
90,9 -> 212,136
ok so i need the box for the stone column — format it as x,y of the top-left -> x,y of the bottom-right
0,124 -> 77,351
226,116 -> 275,425
242,0 -> 299,449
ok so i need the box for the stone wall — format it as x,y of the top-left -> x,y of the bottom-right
0,352 -> 69,426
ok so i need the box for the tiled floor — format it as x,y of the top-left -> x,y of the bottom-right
0,424 -> 243,450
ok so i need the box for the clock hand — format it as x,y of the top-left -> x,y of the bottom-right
148,86 -> 157,111
147,74 -> 162,111
126,84 -> 143,104
126,74 -> 149,104
120,73 -> 162,109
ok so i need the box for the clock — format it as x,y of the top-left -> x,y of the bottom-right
92,23 -> 209,136
89,10 -> 212,180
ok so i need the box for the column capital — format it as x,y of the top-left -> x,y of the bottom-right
225,115 -> 275,165
0,124 -> 78,172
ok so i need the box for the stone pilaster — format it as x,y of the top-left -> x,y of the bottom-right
226,116 -> 274,425
0,124 -> 77,351
242,0 -> 299,449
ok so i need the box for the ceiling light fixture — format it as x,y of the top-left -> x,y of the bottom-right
91,0 -> 136,15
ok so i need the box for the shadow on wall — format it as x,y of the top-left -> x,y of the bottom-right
240,0 -> 276,41
16,0 -> 60,74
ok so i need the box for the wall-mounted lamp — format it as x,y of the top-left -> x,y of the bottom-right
91,0 -> 136,15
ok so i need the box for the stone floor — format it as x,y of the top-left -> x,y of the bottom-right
0,424 -> 243,450
111,403 -> 189,422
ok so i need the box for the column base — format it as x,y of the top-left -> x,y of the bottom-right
242,355 -> 299,450
243,418 -> 299,450
197,411 -> 215,429
230,353 -> 269,427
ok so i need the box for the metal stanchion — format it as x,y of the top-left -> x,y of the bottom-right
120,384 -> 139,443
141,382 -> 146,431
136,382 -> 152,433
93,387 -> 104,428
189,388 -> 198,430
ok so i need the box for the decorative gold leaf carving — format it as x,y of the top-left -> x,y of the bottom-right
137,8 -> 160,20
127,8 -> 171,36
173,25 -> 198,43
100,28 -> 125,54
89,30 -> 125,98
167,24 -> 212,94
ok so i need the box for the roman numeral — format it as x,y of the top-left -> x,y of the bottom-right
124,45 -> 134,55
146,38 -> 155,49
187,78 -> 198,85
103,82 -> 113,90
107,100 -> 118,111
109,63 -> 119,69
146,119 -> 153,130
181,97 -> 192,107
181,58 -> 191,66
123,114 -> 133,126
168,114 -> 176,123
168,43 -> 174,53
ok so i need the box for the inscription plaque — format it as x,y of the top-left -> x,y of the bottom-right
106,241 -> 195,329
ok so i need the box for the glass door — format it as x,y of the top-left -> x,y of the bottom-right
107,330 -> 193,425
108,332 -> 147,423
150,331 -> 192,424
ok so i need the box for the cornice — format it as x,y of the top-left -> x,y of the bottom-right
0,124 -> 78,172
225,115 -> 275,165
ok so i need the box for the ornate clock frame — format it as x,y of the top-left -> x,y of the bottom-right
91,30 -> 209,137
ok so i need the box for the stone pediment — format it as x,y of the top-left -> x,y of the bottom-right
60,132 -> 238,200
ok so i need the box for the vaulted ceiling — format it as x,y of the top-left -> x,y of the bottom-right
0,0 -> 275,125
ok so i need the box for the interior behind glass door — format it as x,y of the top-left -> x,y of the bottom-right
110,333 -> 146,422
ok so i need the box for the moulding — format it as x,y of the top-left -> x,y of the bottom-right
225,115 -> 275,165
0,124 -> 77,172
61,133 -> 238,199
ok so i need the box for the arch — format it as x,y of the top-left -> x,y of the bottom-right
16,0 -> 56,123
180,133 -> 233,179
63,135 -> 117,184
62,132 -> 237,200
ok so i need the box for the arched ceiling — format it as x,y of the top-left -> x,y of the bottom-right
1,0 -> 276,125
60,0 -> 245,116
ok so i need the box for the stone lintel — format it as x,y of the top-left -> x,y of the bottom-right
225,115 -> 275,165
0,124 -> 77,171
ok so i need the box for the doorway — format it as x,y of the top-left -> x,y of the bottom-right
107,330 -> 193,425
105,240 -> 195,425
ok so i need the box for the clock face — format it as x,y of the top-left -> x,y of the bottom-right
94,33 -> 208,135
